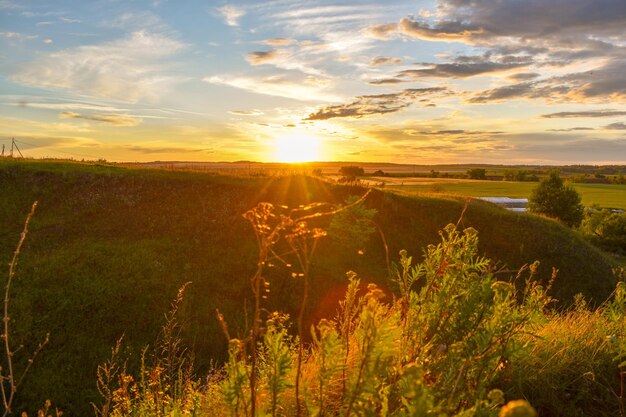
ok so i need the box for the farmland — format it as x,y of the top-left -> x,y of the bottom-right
365,177 -> 626,209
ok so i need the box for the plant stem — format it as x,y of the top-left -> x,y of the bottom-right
2,201 -> 37,417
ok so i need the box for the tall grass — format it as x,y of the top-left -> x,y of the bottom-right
99,198 -> 626,416
1,202 -> 49,417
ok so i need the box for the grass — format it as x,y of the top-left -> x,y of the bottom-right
99,222 -> 626,417
372,178 -> 626,209
0,158 -> 620,416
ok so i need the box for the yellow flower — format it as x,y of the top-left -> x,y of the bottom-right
499,400 -> 536,417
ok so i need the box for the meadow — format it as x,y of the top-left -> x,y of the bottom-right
360,177 -> 626,210
0,159 -> 624,416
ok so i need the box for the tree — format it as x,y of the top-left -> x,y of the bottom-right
528,171 -> 583,227
580,207 -> 626,254
467,168 -> 486,179
338,166 -> 364,183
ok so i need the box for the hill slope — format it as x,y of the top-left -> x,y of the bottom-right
0,160 -> 616,415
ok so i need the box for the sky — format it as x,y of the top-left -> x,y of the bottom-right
1,0 -> 625,164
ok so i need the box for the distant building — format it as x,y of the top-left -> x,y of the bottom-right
479,197 -> 528,212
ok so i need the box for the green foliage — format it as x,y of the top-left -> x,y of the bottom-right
260,313 -> 294,417
111,223 -> 595,417
528,171 -> 584,227
327,196 -> 377,252
339,166 -> 365,178
467,168 -> 486,180
0,160 -> 618,415
503,170 -> 538,182
580,207 -> 626,254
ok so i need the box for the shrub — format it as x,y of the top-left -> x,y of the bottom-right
106,221 -> 568,416
339,166 -> 365,183
580,207 -> 626,254
327,195 -> 377,253
468,168 -> 486,179
528,171 -> 583,227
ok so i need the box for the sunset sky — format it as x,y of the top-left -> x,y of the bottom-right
1,0 -> 625,164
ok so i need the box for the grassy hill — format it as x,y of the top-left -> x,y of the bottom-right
0,159 -> 617,415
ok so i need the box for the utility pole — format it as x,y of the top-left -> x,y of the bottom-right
10,138 -> 23,158
1,143 -> 4,157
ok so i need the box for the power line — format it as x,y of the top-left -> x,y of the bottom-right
11,139 -> 105,160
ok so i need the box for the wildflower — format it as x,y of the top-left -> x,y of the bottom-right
499,400 -> 536,417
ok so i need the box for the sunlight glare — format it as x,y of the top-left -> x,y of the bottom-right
274,134 -> 321,162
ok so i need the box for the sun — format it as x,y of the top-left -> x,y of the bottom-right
274,134 -> 321,163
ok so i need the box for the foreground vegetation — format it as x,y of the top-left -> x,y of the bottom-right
94,222 -> 626,417
0,159 -> 621,415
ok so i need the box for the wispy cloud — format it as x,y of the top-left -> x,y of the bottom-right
370,56 -> 402,66
246,50 -> 281,65
367,23 -> 398,40
228,110 -> 264,116
306,88 -> 448,120
103,11 -> 168,32
59,111 -> 142,126
398,61 -> 528,79
0,31 -> 37,41
548,127 -> 595,132
217,5 -> 244,27
262,37 -> 295,46
507,72 -> 540,82
468,62 -> 626,103
204,74 -> 340,102
13,31 -> 187,103
604,122 -> 626,130
541,109 -> 626,118
123,144 -> 210,154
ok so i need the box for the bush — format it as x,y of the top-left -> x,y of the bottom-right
580,207 -> 626,254
528,171 -> 583,227
338,166 -> 364,183
468,168 -> 486,179
104,223 -> 574,416
327,195 -> 377,253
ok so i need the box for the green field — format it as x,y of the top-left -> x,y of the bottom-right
368,178 -> 626,209
0,159 -> 622,415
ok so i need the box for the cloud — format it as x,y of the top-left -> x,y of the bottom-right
398,61 -> 527,79
228,110 -> 264,116
13,31 -> 187,103
104,11 -> 168,32
0,31 -> 37,41
399,17 -> 483,41
469,59 -> 626,103
204,74 -> 340,102
541,109 -> 626,118
59,112 -> 142,126
59,16 -> 80,24
398,0 -> 626,44
370,57 -> 402,66
246,50 -> 280,65
305,87 -> 448,120
123,145 -> 210,154
468,82 -> 565,103
548,127 -> 595,132
217,5 -> 244,27
604,122 -> 626,130
367,23 -> 398,40
262,38 -> 295,46
507,72 -> 540,82
384,0 -> 626,104
368,78 -> 405,85
11,98 -> 130,113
